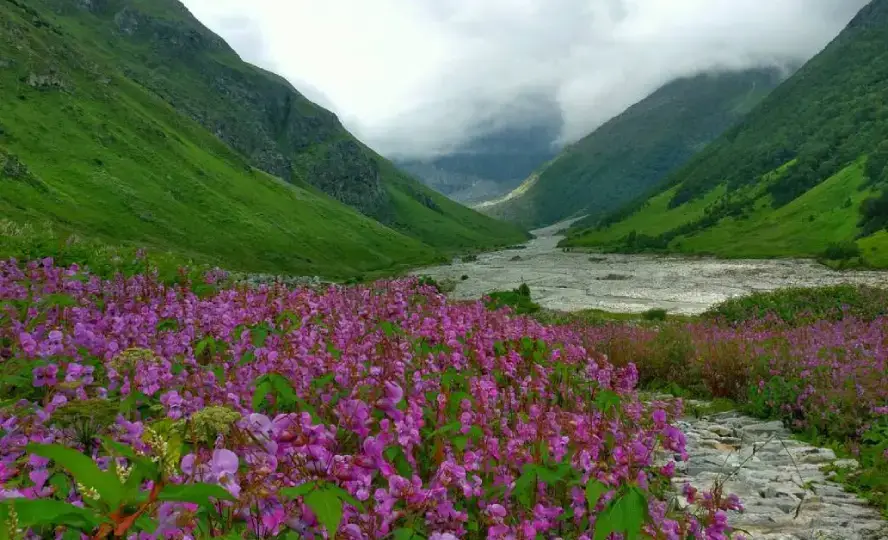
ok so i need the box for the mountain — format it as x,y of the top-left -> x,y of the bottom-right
562,0 -> 888,267
478,68 -> 786,228
0,0 -> 527,277
395,97 -> 562,204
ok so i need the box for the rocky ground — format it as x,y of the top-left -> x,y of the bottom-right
669,408 -> 887,539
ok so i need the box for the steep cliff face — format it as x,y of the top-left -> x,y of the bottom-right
16,0 -> 526,251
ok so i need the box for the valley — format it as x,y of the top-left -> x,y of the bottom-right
1,0 -> 887,537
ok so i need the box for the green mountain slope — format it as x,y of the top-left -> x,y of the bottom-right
0,0 -> 526,276
564,0 -> 888,265
479,68 -> 785,228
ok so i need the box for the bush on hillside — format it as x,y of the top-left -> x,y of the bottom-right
821,241 -> 862,261
859,189 -> 888,237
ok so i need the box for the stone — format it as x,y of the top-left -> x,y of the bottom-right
659,401 -> 888,540
832,458 -> 860,470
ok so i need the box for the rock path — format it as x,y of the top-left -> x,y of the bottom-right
669,409 -> 887,539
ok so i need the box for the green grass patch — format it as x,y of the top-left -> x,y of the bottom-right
485,283 -> 541,315
702,284 -> 888,326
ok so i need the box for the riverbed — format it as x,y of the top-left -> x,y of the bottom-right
412,220 -> 888,315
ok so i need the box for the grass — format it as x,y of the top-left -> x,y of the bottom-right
0,0 -> 526,280
563,185 -> 727,247
563,160 -> 888,267
673,161 -> 877,258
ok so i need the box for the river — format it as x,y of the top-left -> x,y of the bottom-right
412,220 -> 888,315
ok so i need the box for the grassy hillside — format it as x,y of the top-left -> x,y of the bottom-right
0,0 -> 526,277
479,68 -> 785,228
564,0 -> 888,264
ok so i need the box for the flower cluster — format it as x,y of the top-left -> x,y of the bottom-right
0,258 -> 733,538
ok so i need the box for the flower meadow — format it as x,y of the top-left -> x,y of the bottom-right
559,310 -> 888,514
0,259 -> 744,539
573,317 -> 888,442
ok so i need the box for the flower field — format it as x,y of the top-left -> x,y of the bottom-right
0,259 -> 741,539
557,307 -> 888,514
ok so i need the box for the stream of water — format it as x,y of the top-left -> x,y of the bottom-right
412,220 -> 888,314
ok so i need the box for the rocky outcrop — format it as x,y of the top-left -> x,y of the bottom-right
25,70 -> 68,90
1,150 -> 48,192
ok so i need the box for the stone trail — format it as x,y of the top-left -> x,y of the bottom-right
669,409 -> 887,540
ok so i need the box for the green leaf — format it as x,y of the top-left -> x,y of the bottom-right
156,318 -> 179,332
158,483 -> 235,507
100,437 -> 159,480
38,293 -> 78,308
384,446 -> 413,477
252,379 -> 272,411
238,350 -> 256,366
447,391 -> 472,416
0,499 -> 103,529
194,336 -> 214,358
393,528 -> 424,540
304,489 -> 343,537
453,435 -> 468,451
49,472 -> 70,497
311,373 -> 336,389
594,487 -> 647,540
512,464 -> 538,508
26,443 -> 123,508
251,324 -> 271,348
441,368 -> 465,390
326,342 -> 342,360
380,321 -> 399,337
268,374 -> 298,404
280,481 -> 318,499
209,364 -> 225,383
325,484 -> 365,511
585,479 -> 607,511
430,421 -> 461,438
594,390 -> 622,414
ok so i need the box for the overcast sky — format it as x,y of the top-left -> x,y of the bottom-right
182,0 -> 868,159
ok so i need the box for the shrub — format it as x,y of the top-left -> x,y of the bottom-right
485,283 -> 540,315
642,308 -> 668,321
821,241 -> 861,261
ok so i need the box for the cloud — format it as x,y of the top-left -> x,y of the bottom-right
181,0 -> 868,159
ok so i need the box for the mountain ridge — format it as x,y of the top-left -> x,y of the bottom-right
480,67 -> 787,228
